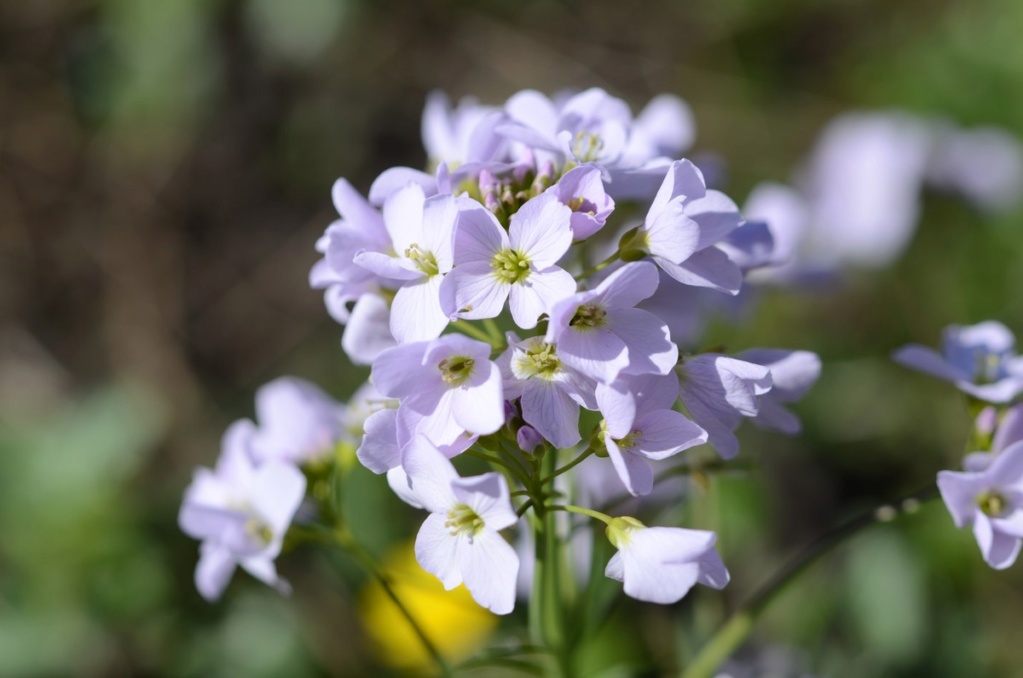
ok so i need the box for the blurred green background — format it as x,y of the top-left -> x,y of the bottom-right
2,0 -> 1023,675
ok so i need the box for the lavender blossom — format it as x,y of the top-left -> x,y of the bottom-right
546,261 -> 678,384
401,436 -> 520,614
677,354 -> 773,459
371,334 -> 504,448
635,160 -> 745,294
894,321 -> 1023,403
597,374 -> 706,496
938,440 -> 1023,569
249,377 -> 344,465
440,193 -> 576,329
179,421 -> 306,600
604,517 -> 729,604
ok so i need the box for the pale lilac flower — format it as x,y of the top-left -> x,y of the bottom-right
546,261 -> 678,383
545,164 -> 615,241
965,404 -> 1023,473
421,90 -> 507,168
311,179 -> 392,323
676,354 -> 773,459
402,436 -> 520,614
926,124 -> 1023,213
179,421 -> 307,601
353,184 -> 459,343
500,334 -> 597,449
597,374 -> 706,496
893,321 -> 1023,403
368,166 -> 440,206
440,192 -> 576,329
742,182 -> 808,273
620,94 -> 695,168
341,292 -> 397,365
249,377 -> 343,465
372,334 -> 505,447
636,160 -> 745,294
797,112 -> 932,269
498,88 -> 632,166
938,440 -> 1023,569
737,349 -> 821,435
355,408 -> 402,473
609,94 -> 697,200
604,517 -> 729,604
356,403 -> 478,474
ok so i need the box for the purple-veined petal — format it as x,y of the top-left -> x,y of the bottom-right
509,194 -> 573,269
440,262 -> 509,320
648,160 -> 707,223
372,341 -> 432,397
522,379 -> 582,449
342,293 -> 397,366
401,435 -> 459,513
595,261 -> 660,310
357,408 -> 402,473
382,183 -> 427,251
609,307 -> 678,377
390,276 -> 449,344
453,203 -> 507,264
450,362 -> 505,435
633,409 -> 707,460
556,326 -> 629,384
508,267 -> 576,330
596,380 -> 637,439
644,198 -> 701,264
416,513 -> 463,589
333,177 -> 383,229
387,466 -> 424,509
657,247 -> 742,295
606,438 -> 654,496
457,529 -> 519,614
686,190 -> 744,250
421,195 -> 459,271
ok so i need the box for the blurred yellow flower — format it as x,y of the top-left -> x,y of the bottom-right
358,540 -> 499,673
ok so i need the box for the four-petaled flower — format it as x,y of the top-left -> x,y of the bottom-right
401,436 -> 520,614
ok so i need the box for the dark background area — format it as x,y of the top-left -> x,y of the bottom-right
3,0 -> 1023,675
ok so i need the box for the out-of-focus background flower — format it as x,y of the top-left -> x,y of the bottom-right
3,0 -> 1023,675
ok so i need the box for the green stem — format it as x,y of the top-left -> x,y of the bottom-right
540,448 -> 595,486
576,251 -> 620,281
452,319 -> 499,346
465,448 -> 532,487
483,318 -> 506,347
335,528 -> 455,678
529,451 -> 572,677
679,483 -> 939,678
549,504 -> 613,526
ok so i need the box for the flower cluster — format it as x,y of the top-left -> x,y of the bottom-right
178,377 -> 364,600
304,87 -> 821,612
896,321 -> 1023,568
